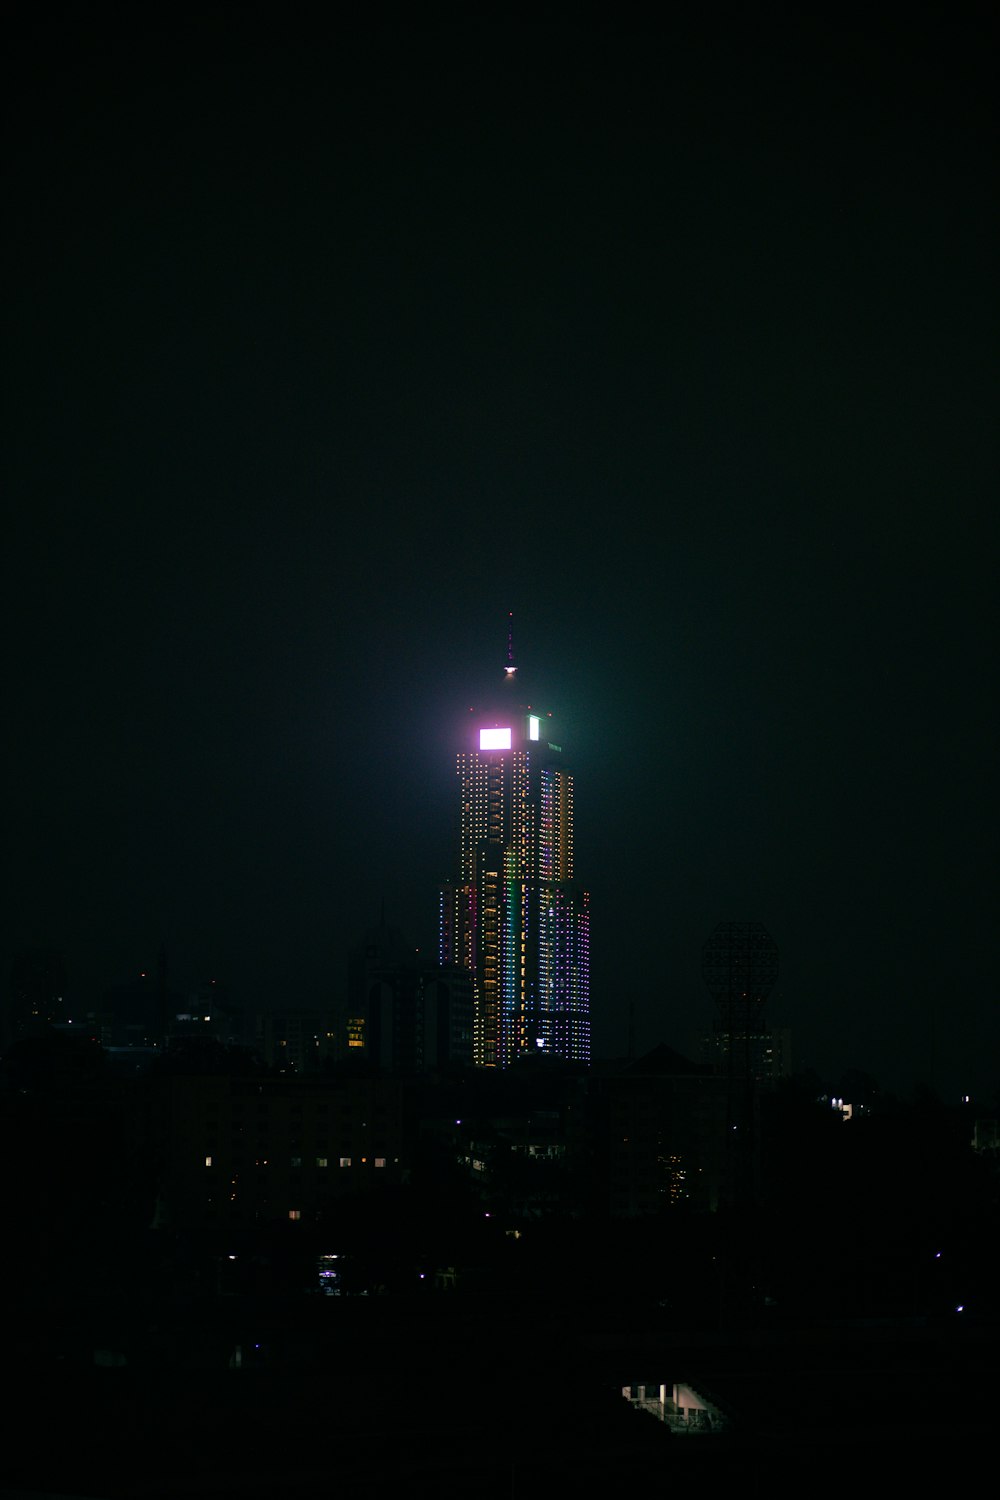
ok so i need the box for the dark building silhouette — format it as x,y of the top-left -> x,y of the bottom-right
154,1069 -> 406,1231
6,947 -> 71,1045
698,1022 -> 792,1087
101,957 -> 182,1053
588,1045 -> 729,1214
345,915 -> 473,1072
255,1008 -> 339,1073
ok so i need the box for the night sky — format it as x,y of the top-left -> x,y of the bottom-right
5,8 -> 996,1098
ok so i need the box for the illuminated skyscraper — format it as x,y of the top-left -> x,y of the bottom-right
439,633 -> 590,1068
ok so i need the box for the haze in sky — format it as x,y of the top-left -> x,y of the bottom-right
5,8 -> 996,1100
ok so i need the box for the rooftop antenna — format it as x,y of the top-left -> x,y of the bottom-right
504,611 -> 517,679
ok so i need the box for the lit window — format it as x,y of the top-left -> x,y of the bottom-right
375,1157 -> 386,1169
288,1210 -> 301,1221
204,1155 -> 213,1167
339,1157 -> 351,1168
291,1156 -> 302,1168
316,1156 -> 328,1168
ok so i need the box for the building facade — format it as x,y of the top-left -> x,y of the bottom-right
439,673 -> 590,1068
346,917 -> 474,1071
159,1070 -> 406,1231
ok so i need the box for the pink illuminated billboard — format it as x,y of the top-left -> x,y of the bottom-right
480,727 -> 512,750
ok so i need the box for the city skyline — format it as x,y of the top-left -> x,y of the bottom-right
3,17 -> 996,1492
5,10 -> 996,1102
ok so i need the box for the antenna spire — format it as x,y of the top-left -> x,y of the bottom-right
504,611 -> 517,679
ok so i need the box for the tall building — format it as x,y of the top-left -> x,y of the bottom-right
438,636 -> 590,1068
344,915 -> 474,1072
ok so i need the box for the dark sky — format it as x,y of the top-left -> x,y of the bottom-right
5,7 -> 996,1098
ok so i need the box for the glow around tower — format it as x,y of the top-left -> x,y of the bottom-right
438,642 -> 590,1068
